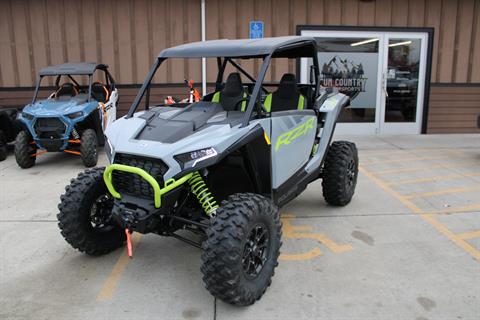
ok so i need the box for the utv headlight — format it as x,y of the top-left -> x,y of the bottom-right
66,111 -> 83,119
22,112 -> 34,120
174,147 -> 217,169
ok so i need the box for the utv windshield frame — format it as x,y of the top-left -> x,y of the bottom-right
32,63 -> 115,104
127,36 -> 320,127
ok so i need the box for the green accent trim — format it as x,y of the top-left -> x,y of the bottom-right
275,117 -> 315,151
212,91 -> 220,103
298,95 -> 305,110
103,164 -> 193,208
240,92 -> 247,111
264,93 -> 272,112
264,93 -> 305,112
212,91 -> 248,112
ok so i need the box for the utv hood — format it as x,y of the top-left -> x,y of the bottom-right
23,94 -> 97,117
105,103 -> 268,180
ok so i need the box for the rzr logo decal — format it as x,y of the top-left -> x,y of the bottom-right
275,117 -> 315,151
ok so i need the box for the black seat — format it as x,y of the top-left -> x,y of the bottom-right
91,82 -> 109,103
264,73 -> 305,112
55,83 -> 78,98
211,73 -> 247,111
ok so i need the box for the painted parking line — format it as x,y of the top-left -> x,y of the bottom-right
458,230 -> 480,240
97,233 -> 142,301
387,172 -> 480,186
374,163 -> 476,175
403,185 -> 480,199
359,165 -> 480,261
96,215 -> 353,299
360,148 -> 461,157
362,155 -> 452,165
279,215 -> 353,261
428,204 -> 480,215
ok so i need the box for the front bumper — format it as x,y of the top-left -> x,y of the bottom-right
104,164 -> 193,209
103,164 -> 194,232
36,138 -> 65,151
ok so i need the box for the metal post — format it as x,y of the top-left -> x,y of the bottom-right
241,55 -> 272,128
201,0 -> 206,96
32,76 -> 42,104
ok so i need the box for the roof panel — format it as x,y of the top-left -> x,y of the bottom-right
158,36 -> 316,58
38,62 -> 108,76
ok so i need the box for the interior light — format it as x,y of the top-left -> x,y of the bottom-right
350,38 -> 379,47
389,40 -> 412,47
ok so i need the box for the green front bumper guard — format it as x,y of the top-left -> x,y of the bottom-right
103,164 -> 193,208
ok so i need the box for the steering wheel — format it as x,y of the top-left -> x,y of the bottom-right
233,97 -> 268,114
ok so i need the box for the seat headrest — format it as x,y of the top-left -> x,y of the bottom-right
56,83 -> 77,98
277,73 -> 299,99
91,82 -> 109,102
223,73 -> 243,97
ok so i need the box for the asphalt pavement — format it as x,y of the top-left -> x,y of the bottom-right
1,134 -> 479,320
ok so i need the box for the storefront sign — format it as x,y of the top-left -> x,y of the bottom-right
317,52 -> 378,110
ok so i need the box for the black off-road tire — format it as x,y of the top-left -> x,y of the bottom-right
201,193 -> 282,306
0,130 -> 7,161
57,167 -> 125,255
322,141 -> 359,206
80,129 -> 98,167
14,130 -> 37,168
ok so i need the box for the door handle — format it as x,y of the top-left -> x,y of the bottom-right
382,73 -> 389,98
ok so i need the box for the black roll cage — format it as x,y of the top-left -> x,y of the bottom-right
32,67 -> 116,104
126,40 -> 320,128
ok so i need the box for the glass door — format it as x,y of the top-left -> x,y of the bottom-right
300,29 -> 429,134
301,30 -> 385,134
379,33 -> 428,134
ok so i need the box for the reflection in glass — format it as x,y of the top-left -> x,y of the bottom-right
314,37 -> 379,123
385,38 -> 421,122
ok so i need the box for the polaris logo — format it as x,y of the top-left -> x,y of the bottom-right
275,117 -> 315,151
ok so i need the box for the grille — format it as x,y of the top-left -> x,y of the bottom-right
112,153 -> 169,199
34,117 -> 66,139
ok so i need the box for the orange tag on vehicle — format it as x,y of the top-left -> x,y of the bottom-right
125,229 -> 133,258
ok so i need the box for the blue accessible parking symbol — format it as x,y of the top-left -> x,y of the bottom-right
249,21 -> 264,39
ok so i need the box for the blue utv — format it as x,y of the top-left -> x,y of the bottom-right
15,63 -> 118,168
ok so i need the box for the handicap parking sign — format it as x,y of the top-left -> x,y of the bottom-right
249,21 -> 264,39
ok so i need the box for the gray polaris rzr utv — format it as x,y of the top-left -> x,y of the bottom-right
57,36 -> 358,306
